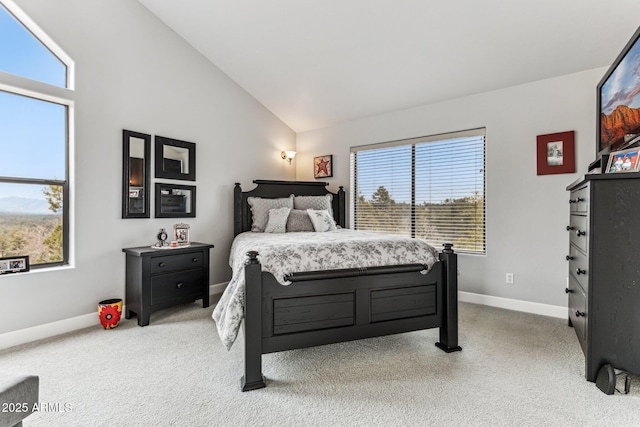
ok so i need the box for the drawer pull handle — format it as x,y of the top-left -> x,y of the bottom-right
575,310 -> 585,317
577,197 -> 585,203
569,199 -> 577,204
576,268 -> 586,275
566,255 -> 574,261
565,288 -> 573,294
576,230 -> 586,236
566,225 -> 575,231
192,257 -> 198,262
176,282 -> 183,289
159,262 -> 166,267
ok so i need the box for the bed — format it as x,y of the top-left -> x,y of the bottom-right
213,180 -> 461,391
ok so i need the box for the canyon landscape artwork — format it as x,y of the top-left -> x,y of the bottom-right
601,104 -> 640,150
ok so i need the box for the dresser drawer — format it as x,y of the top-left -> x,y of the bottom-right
569,185 -> 589,213
568,276 -> 587,356
568,245 -> 588,291
151,251 -> 204,274
568,215 -> 588,253
151,269 -> 205,305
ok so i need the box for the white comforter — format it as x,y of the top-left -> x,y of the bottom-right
212,229 -> 440,350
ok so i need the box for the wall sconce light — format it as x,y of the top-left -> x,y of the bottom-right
281,150 -> 296,165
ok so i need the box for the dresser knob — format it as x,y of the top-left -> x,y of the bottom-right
565,288 -> 573,294
576,197 -> 585,203
192,257 -> 198,262
569,199 -> 577,204
576,230 -> 586,236
576,268 -> 586,275
159,262 -> 166,267
566,225 -> 575,231
176,282 -> 183,289
566,255 -> 574,261
575,310 -> 585,317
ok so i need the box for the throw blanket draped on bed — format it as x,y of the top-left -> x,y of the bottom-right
212,229 -> 440,350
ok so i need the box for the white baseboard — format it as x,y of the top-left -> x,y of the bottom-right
0,312 -> 97,351
459,291 -> 566,319
0,282 -> 230,351
1,285 -> 562,351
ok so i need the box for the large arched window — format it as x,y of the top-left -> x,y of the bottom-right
0,0 -> 73,269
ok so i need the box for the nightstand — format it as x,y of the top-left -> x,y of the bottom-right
122,242 -> 214,326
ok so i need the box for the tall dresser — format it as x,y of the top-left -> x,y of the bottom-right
566,173 -> 640,381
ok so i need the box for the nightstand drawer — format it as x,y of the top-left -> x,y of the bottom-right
151,269 -> 205,305
569,215 -> 588,253
151,252 -> 204,274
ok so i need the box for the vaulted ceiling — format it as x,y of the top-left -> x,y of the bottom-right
138,0 -> 640,133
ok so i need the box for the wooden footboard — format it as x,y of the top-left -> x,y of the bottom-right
241,243 -> 461,392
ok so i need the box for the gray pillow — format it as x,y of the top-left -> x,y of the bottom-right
264,207 -> 291,233
286,209 -> 315,232
247,195 -> 293,232
293,194 -> 333,217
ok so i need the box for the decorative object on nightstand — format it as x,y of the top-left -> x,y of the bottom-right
155,228 -> 169,248
122,242 -> 213,326
173,223 -> 190,247
98,298 -> 123,329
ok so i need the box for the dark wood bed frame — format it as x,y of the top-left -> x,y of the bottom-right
234,180 -> 461,391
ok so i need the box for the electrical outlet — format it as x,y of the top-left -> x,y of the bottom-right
506,273 -> 514,284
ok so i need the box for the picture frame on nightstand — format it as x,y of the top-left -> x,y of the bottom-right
173,223 -> 190,247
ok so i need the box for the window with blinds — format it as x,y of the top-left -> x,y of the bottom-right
350,128 -> 486,254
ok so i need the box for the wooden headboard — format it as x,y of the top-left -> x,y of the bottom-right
234,180 -> 346,236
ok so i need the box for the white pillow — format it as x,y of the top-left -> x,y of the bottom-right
306,209 -> 337,232
264,207 -> 291,233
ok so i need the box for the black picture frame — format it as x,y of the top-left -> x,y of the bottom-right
155,183 -> 196,218
154,136 -> 196,181
0,255 -> 30,274
122,130 -> 151,218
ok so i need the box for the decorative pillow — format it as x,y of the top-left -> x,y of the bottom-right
307,209 -> 338,232
286,209 -> 315,232
264,207 -> 291,233
294,194 -> 333,217
247,195 -> 294,232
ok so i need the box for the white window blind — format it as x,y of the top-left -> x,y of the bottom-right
350,128 -> 486,254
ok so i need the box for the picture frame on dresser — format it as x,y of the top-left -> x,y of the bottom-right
604,147 -> 640,173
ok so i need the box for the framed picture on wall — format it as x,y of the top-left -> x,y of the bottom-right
536,131 -> 575,175
314,155 -> 333,178
605,147 -> 640,173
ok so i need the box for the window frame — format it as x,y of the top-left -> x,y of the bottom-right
350,128 -> 486,255
0,0 -> 74,269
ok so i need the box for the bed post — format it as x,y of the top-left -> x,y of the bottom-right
241,251 -> 266,391
234,183 -> 243,237
435,243 -> 462,353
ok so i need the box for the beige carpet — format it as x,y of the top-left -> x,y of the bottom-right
1,301 -> 639,427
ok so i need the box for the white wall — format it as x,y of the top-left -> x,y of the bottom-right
296,68 -> 605,308
0,0 -> 296,335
